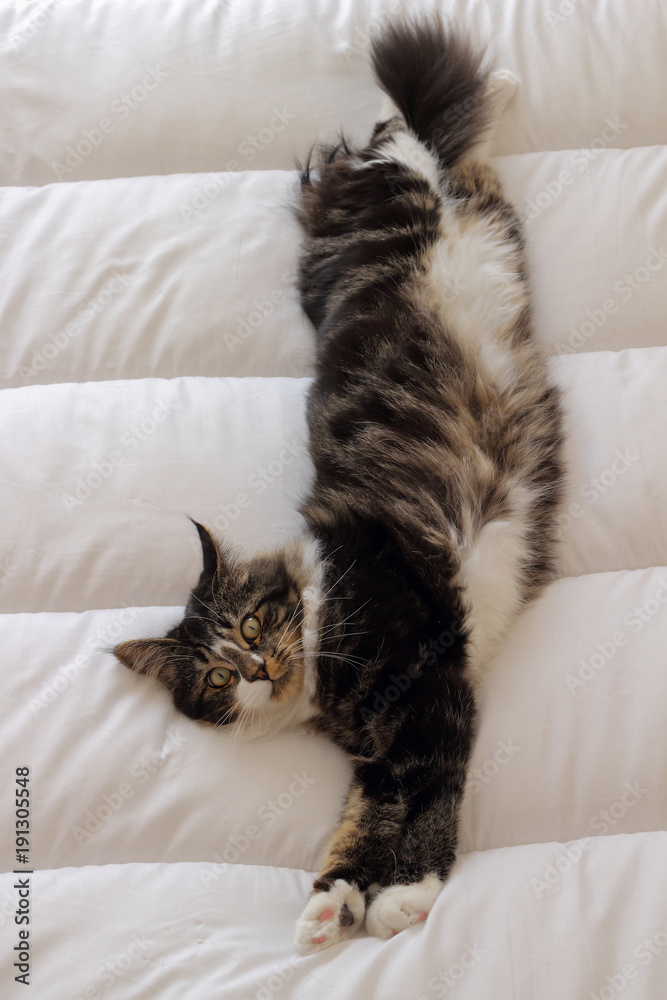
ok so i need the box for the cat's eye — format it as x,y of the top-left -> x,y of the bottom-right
206,666 -> 233,688
241,614 -> 262,642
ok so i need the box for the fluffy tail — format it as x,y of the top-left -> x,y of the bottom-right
370,16 -> 490,168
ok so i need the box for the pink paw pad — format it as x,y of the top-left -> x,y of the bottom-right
417,911 -> 428,921
313,933 -> 329,945
319,908 -> 335,922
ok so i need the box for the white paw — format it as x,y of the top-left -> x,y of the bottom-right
379,92 -> 402,122
294,879 -> 365,955
488,69 -> 520,108
365,874 -> 443,940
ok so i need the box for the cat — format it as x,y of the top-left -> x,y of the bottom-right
114,16 -> 563,954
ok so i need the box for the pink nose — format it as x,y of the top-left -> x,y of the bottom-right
251,664 -> 270,682
238,660 -> 270,684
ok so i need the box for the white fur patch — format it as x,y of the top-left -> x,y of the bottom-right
295,879 -> 365,955
287,536 -> 324,727
456,492 -> 532,684
235,676 -> 273,712
486,69 -> 520,118
365,874 -> 443,939
423,209 -> 526,391
363,131 -> 442,188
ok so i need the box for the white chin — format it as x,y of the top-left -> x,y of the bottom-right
236,677 -> 274,712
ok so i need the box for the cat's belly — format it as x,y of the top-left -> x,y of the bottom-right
420,204 -> 527,391
453,489 -> 534,685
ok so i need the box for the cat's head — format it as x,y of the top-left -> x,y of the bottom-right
114,522 -> 323,734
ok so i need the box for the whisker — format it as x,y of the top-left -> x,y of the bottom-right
321,559 -> 357,601
188,591 -> 231,631
309,597 -> 374,640
290,638 -> 368,662
276,594 -> 305,650
211,704 -> 236,734
229,701 -> 248,750
310,652 -> 367,673
290,649 -> 368,671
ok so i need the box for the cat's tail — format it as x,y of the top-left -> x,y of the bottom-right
370,16 -> 490,169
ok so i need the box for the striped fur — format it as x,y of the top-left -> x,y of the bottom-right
115,16 -> 563,952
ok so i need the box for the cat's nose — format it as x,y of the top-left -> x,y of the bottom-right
238,658 -> 271,683
241,660 -> 270,682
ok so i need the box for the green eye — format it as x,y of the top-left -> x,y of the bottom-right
206,666 -> 233,689
241,614 -> 262,642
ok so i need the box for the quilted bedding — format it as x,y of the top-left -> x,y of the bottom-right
1,1 -> 667,997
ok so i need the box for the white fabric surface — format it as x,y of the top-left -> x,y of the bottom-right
2,351 -> 667,614
3,840 -> 667,999
1,1 -> 666,997
2,0 -> 667,185
2,150 -> 667,389
1,566 -> 666,876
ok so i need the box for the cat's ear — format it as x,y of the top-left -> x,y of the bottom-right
114,638 -> 180,677
190,519 -> 227,589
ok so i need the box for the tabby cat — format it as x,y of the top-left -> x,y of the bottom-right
115,17 -> 563,953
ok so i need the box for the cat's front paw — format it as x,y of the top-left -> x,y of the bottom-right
365,874 -> 443,940
294,878 -> 365,955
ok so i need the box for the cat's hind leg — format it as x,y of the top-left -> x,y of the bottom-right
460,69 -> 519,164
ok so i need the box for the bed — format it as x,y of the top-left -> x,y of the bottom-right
1,1 -> 667,996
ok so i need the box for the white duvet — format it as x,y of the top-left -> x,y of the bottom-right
1,2 -> 666,998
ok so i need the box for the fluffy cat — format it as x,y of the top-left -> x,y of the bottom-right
115,17 -> 563,953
